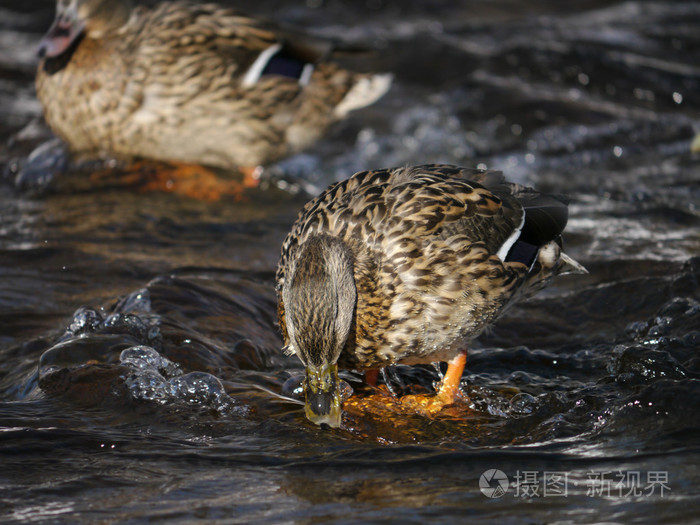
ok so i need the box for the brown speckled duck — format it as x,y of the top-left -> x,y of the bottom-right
276,164 -> 587,427
36,0 -> 391,172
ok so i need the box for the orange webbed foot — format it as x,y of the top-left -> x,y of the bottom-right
90,161 -> 259,201
344,351 -> 469,420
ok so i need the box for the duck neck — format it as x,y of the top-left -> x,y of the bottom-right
284,235 -> 356,368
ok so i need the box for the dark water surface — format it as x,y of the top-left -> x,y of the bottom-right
2,1 -> 700,523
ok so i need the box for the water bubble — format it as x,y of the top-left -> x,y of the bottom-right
121,345 -> 159,367
121,347 -> 180,403
339,380 -> 354,402
125,370 -> 169,404
167,372 -> 236,413
119,347 -> 240,414
508,370 -> 531,385
120,345 -> 182,378
98,310 -> 161,348
510,393 -> 538,415
465,386 -> 510,417
281,373 -> 305,400
67,307 -> 104,336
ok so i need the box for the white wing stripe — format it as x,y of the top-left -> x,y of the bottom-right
496,208 -> 525,262
241,43 -> 282,87
299,63 -> 314,86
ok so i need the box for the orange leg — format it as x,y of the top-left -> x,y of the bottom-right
396,349 -> 468,415
436,350 -> 467,405
364,369 -> 380,388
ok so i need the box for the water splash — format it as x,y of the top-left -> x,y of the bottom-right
120,346 -> 244,416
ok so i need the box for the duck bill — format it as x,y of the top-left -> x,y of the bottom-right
304,363 -> 342,428
559,252 -> 588,275
38,15 -> 85,58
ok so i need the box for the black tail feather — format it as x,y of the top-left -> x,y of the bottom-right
489,184 -> 570,246
519,192 -> 570,246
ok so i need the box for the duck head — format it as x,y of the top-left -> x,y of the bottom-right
282,235 -> 356,428
38,0 -> 132,58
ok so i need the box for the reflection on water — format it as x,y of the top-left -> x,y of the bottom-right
1,0 -> 700,523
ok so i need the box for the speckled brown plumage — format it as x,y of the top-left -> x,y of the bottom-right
276,164 -> 586,425
35,0 -> 391,169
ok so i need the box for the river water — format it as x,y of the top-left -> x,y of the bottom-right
1,0 -> 699,523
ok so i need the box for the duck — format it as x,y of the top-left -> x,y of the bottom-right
276,164 -> 587,427
35,0 -> 391,177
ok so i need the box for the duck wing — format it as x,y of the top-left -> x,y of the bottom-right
384,164 -> 570,267
138,3 -> 331,88
382,165 -> 520,256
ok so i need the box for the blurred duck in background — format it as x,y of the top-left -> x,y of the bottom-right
35,0 -> 391,198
